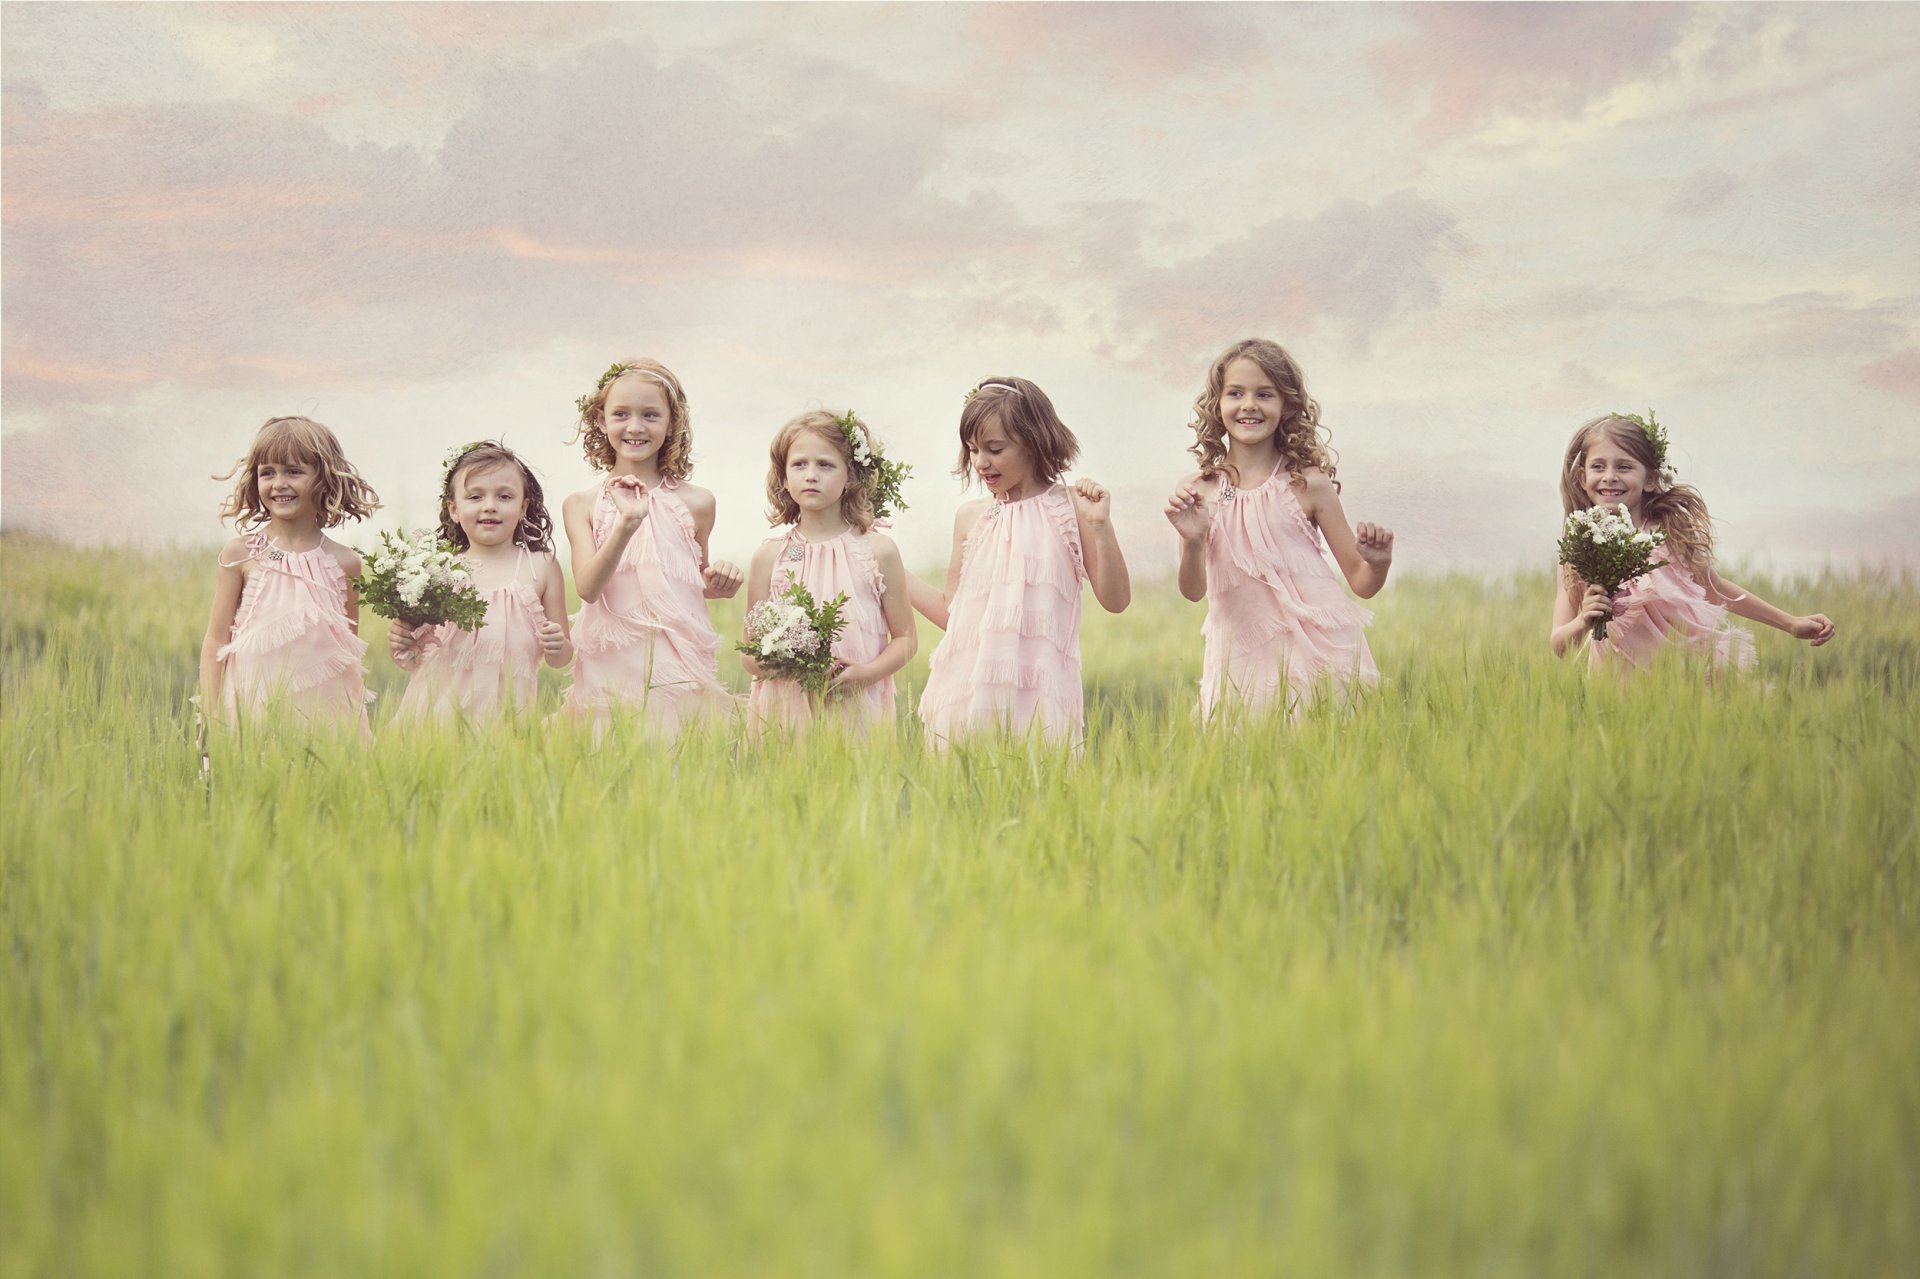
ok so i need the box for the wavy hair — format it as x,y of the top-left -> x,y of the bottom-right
765,411 -> 879,532
571,357 -> 694,481
954,376 -> 1078,488
437,442 -> 556,554
1189,338 -> 1338,490
1560,414 -> 1722,596
214,415 -> 380,530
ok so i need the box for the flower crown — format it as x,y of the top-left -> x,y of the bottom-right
1613,408 -> 1676,491
441,440 -> 491,490
833,408 -> 912,522
575,361 -> 671,420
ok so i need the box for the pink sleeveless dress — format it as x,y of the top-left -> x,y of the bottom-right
564,478 -> 733,732
1200,470 -> 1378,718
1591,559 -> 1756,673
394,547 -> 550,723
748,527 -> 896,735
919,484 -> 1087,748
215,531 -> 371,731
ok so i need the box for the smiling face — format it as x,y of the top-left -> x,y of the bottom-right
255,456 -> 319,526
784,428 -> 851,516
601,373 -> 673,471
967,413 -> 1040,500
1218,356 -> 1285,453
448,460 -> 529,550
1579,427 -> 1655,521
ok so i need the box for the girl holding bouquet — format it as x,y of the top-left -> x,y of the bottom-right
741,410 -> 916,736
388,441 -> 572,721
1549,411 -> 1834,668
199,415 -> 381,733
911,376 -> 1131,749
1162,339 -> 1392,719
560,358 -> 744,734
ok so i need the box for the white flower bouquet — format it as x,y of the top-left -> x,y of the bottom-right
1557,504 -> 1668,641
356,528 -> 488,631
738,581 -> 849,697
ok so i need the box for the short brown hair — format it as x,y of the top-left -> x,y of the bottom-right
571,357 -> 694,481
954,376 -> 1078,488
214,415 -> 380,529
765,412 -> 878,532
438,442 -> 556,553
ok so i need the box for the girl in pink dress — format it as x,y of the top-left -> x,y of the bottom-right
912,377 -> 1131,748
559,358 -> 744,735
742,410 -> 916,737
1164,339 -> 1394,719
199,415 -> 381,735
1550,412 -> 1834,668
388,442 -> 573,722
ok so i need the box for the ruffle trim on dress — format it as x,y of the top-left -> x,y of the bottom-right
843,533 -> 889,605
1043,486 -> 1089,583
225,642 -> 370,697
947,601 -> 1083,650
1204,590 -> 1371,640
216,606 -> 364,661
570,607 -> 671,657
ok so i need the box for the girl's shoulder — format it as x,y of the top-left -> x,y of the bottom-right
861,527 -> 906,571
320,535 -> 364,577
215,534 -> 254,573
671,481 -> 716,517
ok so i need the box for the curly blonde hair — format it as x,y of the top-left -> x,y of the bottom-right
765,411 -> 879,532
571,358 -> 694,481
1189,338 -> 1338,490
954,376 -> 1079,488
1560,414 -> 1722,595
437,442 -> 555,554
214,415 -> 380,530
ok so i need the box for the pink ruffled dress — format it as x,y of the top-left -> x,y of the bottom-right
748,527 -> 896,735
564,478 -> 734,733
394,547 -> 551,723
1591,559 -> 1756,673
1199,470 -> 1378,718
919,484 -> 1087,747
215,531 -> 371,731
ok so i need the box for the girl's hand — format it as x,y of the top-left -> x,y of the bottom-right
537,619 -> 568,657
1164,485 -> 1211,544
1577,583 -> 1614,627
1071,479 -> 1112,527
703,560 -> 744,599
1355,521 -> 1395,568
388,619 -> 435,665
609,475 -> 650,529
826,661 -> 872,698
1790,613 -> 1836,646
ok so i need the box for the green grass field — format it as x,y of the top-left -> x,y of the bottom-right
3,534 -> 1916,1277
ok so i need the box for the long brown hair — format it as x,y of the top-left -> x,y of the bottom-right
437,442 -> 556,553
1560,414 -> 1722,595
214,415 -> 380,529
765,412 -> 878,532
571,358 -> 694,481
1189,338 -> 1338,490
954,376 -> 1078,488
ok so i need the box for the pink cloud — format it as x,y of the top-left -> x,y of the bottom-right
968,3 -> 1271,94
1369,2 -> 1697,139
1859,348 -> 1920,405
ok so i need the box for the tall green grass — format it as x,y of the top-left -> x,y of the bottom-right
3,535 -> 1916,1277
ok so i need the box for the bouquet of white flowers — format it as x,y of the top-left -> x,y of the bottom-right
1557,504 -> 1668,642
738,581 -> 849,697
356,529 -> 488,631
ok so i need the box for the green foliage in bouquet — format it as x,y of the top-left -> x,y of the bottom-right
356,528 -> 488,632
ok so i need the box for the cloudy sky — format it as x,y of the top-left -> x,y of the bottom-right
4,1 -> 1917,578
